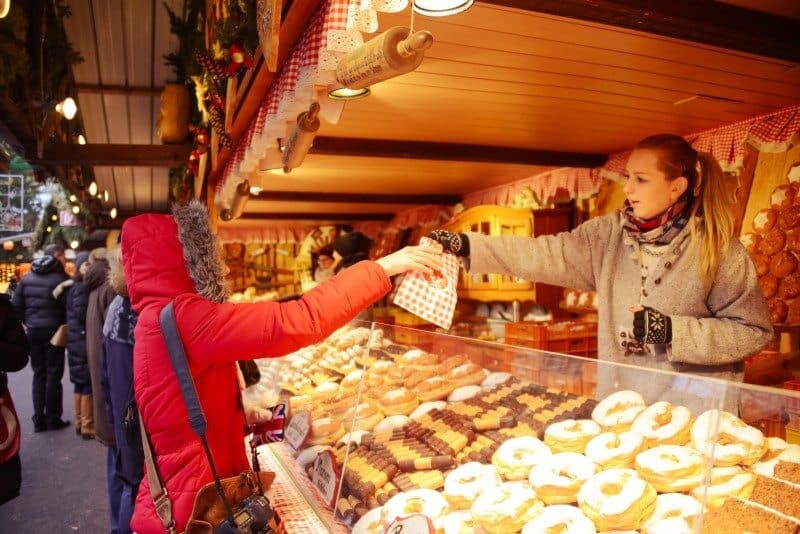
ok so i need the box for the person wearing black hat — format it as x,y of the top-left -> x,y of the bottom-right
333,231 -> 372,273
12,245 -> 70,431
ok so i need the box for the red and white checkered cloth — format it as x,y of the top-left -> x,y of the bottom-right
393,237 -> 460,330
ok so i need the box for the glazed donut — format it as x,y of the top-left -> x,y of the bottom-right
769,297 -> 789,324
352,506 -> 383,534
311,381 -> 340,403
753,254 -> 771,277
778,205 -> 800,231
443,461 -> 502,510
447,363 -> 488,387
342,402 -> 383,432
634,444 -> 707,492
771,250 -> 798,278
591,391 -> 647,432
447,385 -> 482,403
381,488 -> 449,527
379,387 -> 419,416
409,401 -> 447,420
482,372 -> 513,389
584,431 -> 644,469
772,184 -> 797,209
373,415 -> 410,434
308,417 -> 345,446
528,452 -> 598,504
630,401 -> 693,446
753,208 -> 777,233
340,369 -> 365,391
779,273 -> 800,299
416,376 -> 453,402
544,419 -> 602,453
741,233 -> 762,255
470,482 -> 543,533
640,493 -> 702,534
759,274 -> 779,299
690,466 -> 754,508
691,409 -> 766,466
521,505 -> 597,534
577,468 -> 657,531
753,442 -> 800,476
492,436 -> 553,480
396,349 -> 440,371
759,228 -> 787,256
433,511 -> 477,534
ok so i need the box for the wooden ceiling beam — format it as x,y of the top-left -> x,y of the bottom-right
251,190 -> 462,204
309,136 -> 607,167
239,212 -> 394,221
75,83 -> 163,96
480,0 -> 800,63
26,143 -> 193,166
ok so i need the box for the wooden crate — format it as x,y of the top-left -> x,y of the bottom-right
505,320 -> 598,358
743,350 -> 788,385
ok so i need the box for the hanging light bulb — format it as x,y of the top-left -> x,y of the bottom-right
46,226 -> 52,233
72,205 -> 80,214
88,181 -> 98,196
70,240 -> 79,249
51,214 -> 58,221
103,190 -> 109,202
77,134 -> 86,145
413,0 -> 473,16
328,86 -> 371,101
69,194 -> 77,202
56,97 -> 78,120
0,1 -> 10,19
110,207 -> 118,219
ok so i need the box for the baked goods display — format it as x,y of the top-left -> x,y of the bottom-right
744,179 -> 800,325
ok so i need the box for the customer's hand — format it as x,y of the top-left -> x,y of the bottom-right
630,305 -> 672,344
375,245 -> 443,277
427,230 -> 470,257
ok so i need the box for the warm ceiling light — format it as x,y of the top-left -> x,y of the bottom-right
249,186 -> 263,195
69,194 -> 77,202
55,97 -> 78,120
88,181 -> 98,196
71,205 -> 80,214
3,241 -> 13,251
77,134 -> 86,145
103,190 -> 109,202
110,207 -> 118,219
51,214 -> 58,221
413,0 -> 473,16
70,240 -> 79,249
46,226 -> 52,232
328,87 -> 371,100
0,1 -> 10,19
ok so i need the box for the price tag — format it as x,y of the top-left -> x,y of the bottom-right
386,514 -> 435,534
310,449 -> 340,507
284,410 -> 311,451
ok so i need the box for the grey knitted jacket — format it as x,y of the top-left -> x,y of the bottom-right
466,212 -> 773,407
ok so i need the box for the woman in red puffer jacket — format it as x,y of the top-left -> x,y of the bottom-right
122,200 -> 440,533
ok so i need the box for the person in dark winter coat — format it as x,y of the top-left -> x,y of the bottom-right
12,245 -> 70,432
0,293 -> 29,504
55,250 -> 94,439
101,247 -> 141,534
332,231 -> 372,273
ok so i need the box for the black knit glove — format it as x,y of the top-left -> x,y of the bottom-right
633,306 -> 672,344
427,230 -> 470,257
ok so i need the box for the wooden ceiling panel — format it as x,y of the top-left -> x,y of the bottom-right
131,167 -> 152,212
717,0 -> 800,21
64,0 -> 100,84
247,200 -> 424,214
111,167 -> 134,211
102,94 -> 131,144
93,167 -> 119,208
152,168 -> 171,211
92,0 -> 127,86
154,0 -> 183,83
129,95 -> 155,144
77,93 -> 108,144
122,0 -> 155,86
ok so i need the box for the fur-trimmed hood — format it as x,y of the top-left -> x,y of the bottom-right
121,200 -> 229,313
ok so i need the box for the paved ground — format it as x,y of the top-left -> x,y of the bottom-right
0,363 -> 109,533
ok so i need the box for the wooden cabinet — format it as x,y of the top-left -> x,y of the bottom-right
442,205 -> 571,304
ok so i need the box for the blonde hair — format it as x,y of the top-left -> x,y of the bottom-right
106,246 -> 128,297
635,134 -> 736,283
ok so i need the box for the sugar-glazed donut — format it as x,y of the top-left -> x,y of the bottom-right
577,468 -> 657,531
443,461 -> 502,510
691,409 -> 766,466
470,482 -> 543,533
447,362 -> 488,387
381,488 -> 449,527
379,387 -> 419,416
521,504 -> 597,534
753,440 -> 800,476
433,510 -> 478,534
492,436 -> 553,480
640,493 -> 702,534
584,430 -> 644,469
529,452 -> 598,504
690,466 -> 754,508
545,419 -> 602,453
630,401 -> 693,446
591,391 -> 646,432
634,444 -> 707,492
352,505 -> 384,534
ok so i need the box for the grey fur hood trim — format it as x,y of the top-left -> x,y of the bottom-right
171,200 -> 230,303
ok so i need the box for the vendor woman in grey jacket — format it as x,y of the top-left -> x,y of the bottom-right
430,134 -> 772,400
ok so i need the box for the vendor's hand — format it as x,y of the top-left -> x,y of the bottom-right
630,305 -> 672,344
427,230 -> 470,257
375,245 -> 443,277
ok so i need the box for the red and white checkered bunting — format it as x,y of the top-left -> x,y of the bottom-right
393,237 -> 460,330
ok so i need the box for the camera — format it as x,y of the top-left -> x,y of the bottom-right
215,495 -> 275,534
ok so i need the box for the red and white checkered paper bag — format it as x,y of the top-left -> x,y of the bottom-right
392,237 -> 460,330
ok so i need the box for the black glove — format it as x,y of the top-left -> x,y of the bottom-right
633,306 -> 672,344
427,230 -> 470,257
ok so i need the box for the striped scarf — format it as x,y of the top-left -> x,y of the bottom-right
621,199 -> 691,245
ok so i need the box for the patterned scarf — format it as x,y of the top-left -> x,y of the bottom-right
621,199 -> 692,245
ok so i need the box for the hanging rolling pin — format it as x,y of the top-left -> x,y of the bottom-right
335,26 -> 434,90
282,102 -> 321,173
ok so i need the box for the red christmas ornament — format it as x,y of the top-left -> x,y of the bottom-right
225,43 -> 254,76
187,150 -> 201,175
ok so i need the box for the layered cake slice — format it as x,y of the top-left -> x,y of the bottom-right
775,461 -> 800,485
750,474 -> 800,519
701,498 -> 800,534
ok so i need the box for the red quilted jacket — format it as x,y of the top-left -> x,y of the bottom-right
122,212 -> 391,533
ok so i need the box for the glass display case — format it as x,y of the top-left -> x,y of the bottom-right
251,321 -> 800,534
